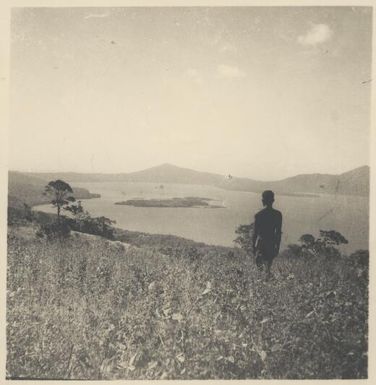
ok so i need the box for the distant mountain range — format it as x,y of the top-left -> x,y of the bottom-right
21,163 -> 369,197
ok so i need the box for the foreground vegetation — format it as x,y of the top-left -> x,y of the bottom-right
6,178 -> 369,379
7,220 -> 368,379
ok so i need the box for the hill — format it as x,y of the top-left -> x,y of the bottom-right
8,171 -> 100,207
122,163 -> 225,185
7,223 -> 368,379
27,164 -> 369,197
26,164 -> 225,184
226,165 -> 369,196
268,165 -> 369,196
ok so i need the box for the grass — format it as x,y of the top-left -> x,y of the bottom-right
6,224 -> 368,380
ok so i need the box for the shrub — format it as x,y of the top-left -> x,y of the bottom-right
71,213 -> 116,240
299,234 -> 315,248
349,249 -> 369,268
234,223 -> 254,255
283,230 -> 348,260
8,204 -> 33,225
281,243 -> 302,258
36,218 -> 71,240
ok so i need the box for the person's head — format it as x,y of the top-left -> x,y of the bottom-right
262,190 -> 274,207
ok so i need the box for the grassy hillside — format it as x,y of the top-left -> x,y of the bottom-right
7,224 -> 368,380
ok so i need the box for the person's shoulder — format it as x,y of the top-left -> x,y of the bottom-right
255,208 -> 267,217
272,208 -> 282,217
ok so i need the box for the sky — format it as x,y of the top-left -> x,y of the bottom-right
9,7 -> 372,180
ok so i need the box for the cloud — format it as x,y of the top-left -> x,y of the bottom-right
298,24 -> 333,46
84,13 -> 110,20
217,64 -> 246,79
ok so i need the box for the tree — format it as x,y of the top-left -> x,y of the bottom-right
298,234 -> 317,257
284,230 -> 348,260
234,223 -> 254,255
318,230 -> 348,247
94,216 -> 117,239
299,234 -> 315,248
64,200 -> 84,216
43,180 -> 76,220
313,230 -> 348,259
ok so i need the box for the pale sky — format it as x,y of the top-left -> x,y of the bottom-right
10,7 -> 372,180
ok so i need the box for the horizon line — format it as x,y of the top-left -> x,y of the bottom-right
8,163 -> 370,182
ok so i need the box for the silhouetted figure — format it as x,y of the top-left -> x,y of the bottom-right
252,190 -> 282,280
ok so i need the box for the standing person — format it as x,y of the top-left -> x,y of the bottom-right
252,190 -> 282,280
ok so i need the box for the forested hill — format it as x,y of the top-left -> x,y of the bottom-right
27,163 -> 369,197
8,171 -> 100,207
219,165 -> 369,196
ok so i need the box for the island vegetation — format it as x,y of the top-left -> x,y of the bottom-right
115,196 -> 224,208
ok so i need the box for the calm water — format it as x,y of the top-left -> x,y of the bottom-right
36,182 -> 369,253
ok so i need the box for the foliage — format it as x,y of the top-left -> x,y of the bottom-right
283,230 -> 349,260
349,250 -> 369,269
115,197 -> 214,208
299,234 -> 315,247
233,223 -> 254,255
36,218 -> 72,240
70,211 -> 117,240
30,199 -> 116,241
8,203 -> 33,225
43,180 -> 76,219
64,200 -> 84,216
37,180 -> 76,240
7,224 -> 368,380
280,244 -> 302,259
319,230 -> 349,246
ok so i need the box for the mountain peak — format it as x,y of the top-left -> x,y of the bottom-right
155,163 -> 180,169
126,163 -> 224,185
141,163 -> 188,173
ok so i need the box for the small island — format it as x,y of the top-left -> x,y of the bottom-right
115,196 -> 224,208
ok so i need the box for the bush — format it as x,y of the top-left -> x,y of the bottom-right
8,204 -> 33,225
71,214 -> 116,240
349,250 -> 369,268
36,219 -> 71,240
234,223 -> 254,255
282,230 -> 348,261
280,243 -> 302,258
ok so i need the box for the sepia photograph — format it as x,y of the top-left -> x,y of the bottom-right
5,3 -> 372,380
